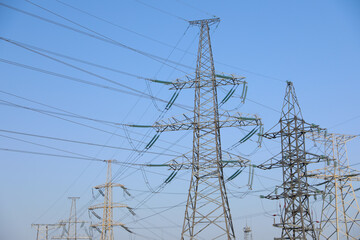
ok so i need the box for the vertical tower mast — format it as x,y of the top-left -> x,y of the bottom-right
309,133 -> 360,239
150,17 -> 262,239
53,197 -> 91,240
243,225 -> 253,240
101,160 -> 114,239
89,160 -> 134,240
68,197 -> 80,239
279,81 -> 316,239
262,81 -> 321,239
180,18 -> 235,240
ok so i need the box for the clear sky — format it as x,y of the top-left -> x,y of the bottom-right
0,0 -> 359,239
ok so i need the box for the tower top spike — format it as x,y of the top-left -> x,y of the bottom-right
281,80 -> 303,119
188,17 -> 220,26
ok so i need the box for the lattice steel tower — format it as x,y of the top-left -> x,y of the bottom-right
243,225 -> 253,240
53,197 -> 91,240
181,18 -> 235,239
308,133 -> 360,239
151,18 -> 262,239
89,160 -> 134,240
261,81 -> 323,239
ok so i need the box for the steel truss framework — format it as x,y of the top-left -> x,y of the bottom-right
89,160 -> 134,240
152,18 -> 262,239
53,197 -> 91,240
261,81 -> 324,240
308,133 -> 360,239
243,225 -> 253,240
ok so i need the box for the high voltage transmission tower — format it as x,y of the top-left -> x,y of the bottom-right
53,197 -> 91,240
243,225 -> 253,240
148,18 -> 262,239
32,223 -> 64,240
89,160 -> 134,240
307,133 -> 360,239
259,81 -> 326,240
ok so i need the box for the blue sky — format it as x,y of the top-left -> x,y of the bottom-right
0,0 -> 359,239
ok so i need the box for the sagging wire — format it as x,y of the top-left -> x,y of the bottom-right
111,86 -> 185,181
21,1 -> 193,72
111,81 -> 185,183
123,125 -> 137,151
141,165 -> 155,192
147,25 -> 190,111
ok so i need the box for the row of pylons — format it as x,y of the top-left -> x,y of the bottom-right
32,17 -> 360,240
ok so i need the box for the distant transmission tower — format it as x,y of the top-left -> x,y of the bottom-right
308,133 -> 360,239
89,160 -> 134,240
53,197 -> 91,240
32,223 -> 64,240
260,81 -> 324,239
151,18 -> 262,239
243,225 -> 253,240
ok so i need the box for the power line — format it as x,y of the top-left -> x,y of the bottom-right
0,147 -> 103,162
1,37 -> 178,104
0,128 -> 179,157
0,98 -> 186,155
0,89 -> 190,150
216,61 -> 286,83
56,0 -> 188,51
133,0 -> 188,22
175,0 -> 216,18
2,37 -> 163,82
328,114 -> 360,129
0,100 -> 124,126
55,0 -> 285,85
25,0 -> 192,72
246,98 -> 281,114
0,57 -> 191,111
1,1 -> 288,86
0,2 -> 193,72
0,133 -> 98,160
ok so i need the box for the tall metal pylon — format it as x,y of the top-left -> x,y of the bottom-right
150,18 -> 262,239
181,18 -> 236,240
89,160 -> 134,240
243,225 -> 253,240
260,81 -> 325,239
307,133 -> 360,239
53,197 -> 91,240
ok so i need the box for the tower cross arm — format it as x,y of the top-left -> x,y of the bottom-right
88,203 -> 128,210
188,17 -> 220,26
91,223 -> 125,227
263,121 -> 326,140
153,112 -> 261,132
94,183 -> 125,189
162,150 -> 252,170
257,151 -> 329,170
32,223 -> 65,228
169,73 -> 246,90
262,181 -> 323,201
307,168 -> 360,181
52,237 -> 91,239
